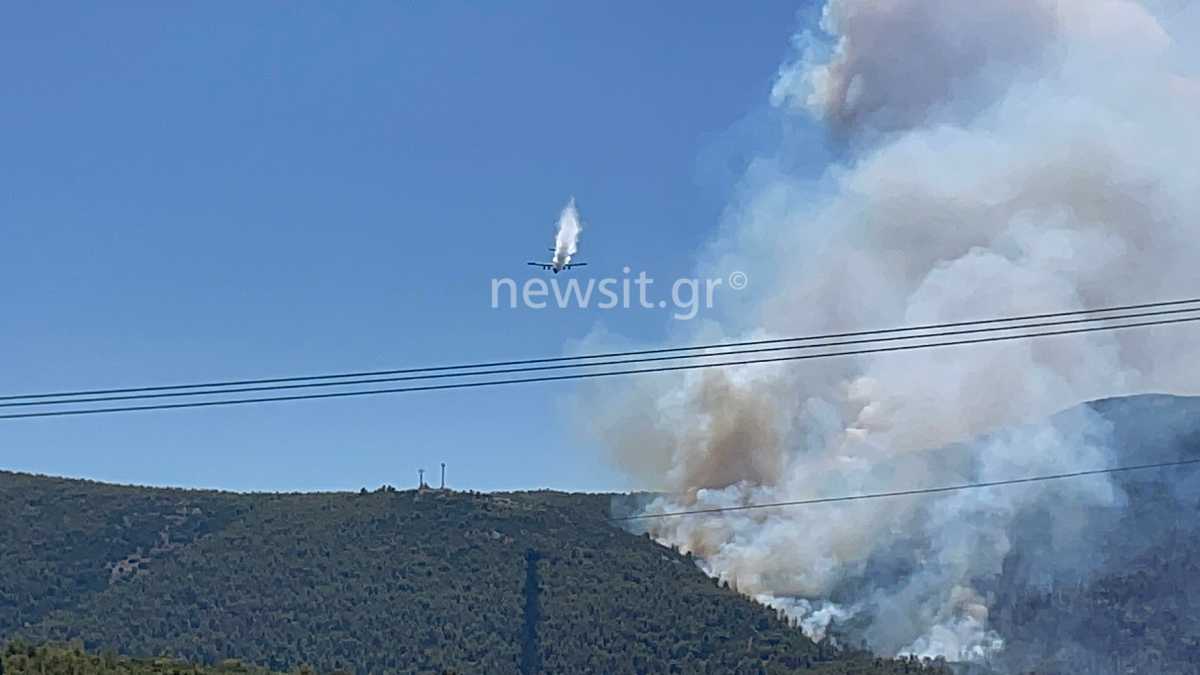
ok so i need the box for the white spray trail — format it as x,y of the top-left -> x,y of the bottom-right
553,198 -> 583,268
588,0 -> 1200,664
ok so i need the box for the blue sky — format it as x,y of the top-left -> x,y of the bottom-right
0,2 -> 810,492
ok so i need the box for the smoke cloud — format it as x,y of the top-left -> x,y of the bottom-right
592,0 -> 1200,663
553,198 -> 583,268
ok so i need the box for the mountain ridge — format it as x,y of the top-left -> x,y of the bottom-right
1,470 -> 939,674
5,393 -> 1199,673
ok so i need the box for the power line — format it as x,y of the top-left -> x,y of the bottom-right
3,296 -> 1198,404
2,313 -> 1196,421
610,457 -> 1200,522
5,305 -> 1198,410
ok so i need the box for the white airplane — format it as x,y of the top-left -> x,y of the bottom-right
527,248 -> 587,274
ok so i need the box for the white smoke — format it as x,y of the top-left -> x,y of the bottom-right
553,198 -> 583,268
593,0 -> 1200,663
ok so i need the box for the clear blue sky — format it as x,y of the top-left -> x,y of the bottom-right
0,2 -> 808,492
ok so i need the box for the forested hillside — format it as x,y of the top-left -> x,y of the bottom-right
0,472 -> 255,634
6,396 -> 1193,674
0,472 -> 945,674
1,642 -> 276,675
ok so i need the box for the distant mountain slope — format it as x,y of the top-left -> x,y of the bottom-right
0,474 -> 942,674
834,394 -> 1200,675
983,395 -> 1200,674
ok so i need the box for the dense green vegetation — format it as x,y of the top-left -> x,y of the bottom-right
0,643 -> 949,675
0,472 -> 946,674
0,472 -> 254,634
1,642 -> 276,675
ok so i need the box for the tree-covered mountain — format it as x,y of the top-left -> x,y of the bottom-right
0,471 -> 943,674
5,394 -> 1196,674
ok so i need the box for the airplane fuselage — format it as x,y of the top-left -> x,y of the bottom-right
528,248 -> 586,273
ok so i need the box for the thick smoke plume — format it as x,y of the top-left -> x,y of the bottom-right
553,198 -> 583,268
592,0 -> 1200,664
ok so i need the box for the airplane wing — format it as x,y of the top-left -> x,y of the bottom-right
527,262 -> 553,269
563,262 -> 587,269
